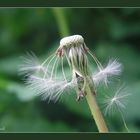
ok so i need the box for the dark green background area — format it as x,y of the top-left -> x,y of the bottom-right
0,0 -> 140,7
0,8 -> 140,132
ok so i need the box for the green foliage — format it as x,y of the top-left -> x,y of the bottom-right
0,8 -> 140,132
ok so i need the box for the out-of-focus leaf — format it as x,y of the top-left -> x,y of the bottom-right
1,115 -> 76,132
7,82 -> 36,102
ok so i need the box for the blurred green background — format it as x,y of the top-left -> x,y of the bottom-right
0,8 -> 140,132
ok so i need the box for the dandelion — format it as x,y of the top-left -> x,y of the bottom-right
20,35 -> 125,132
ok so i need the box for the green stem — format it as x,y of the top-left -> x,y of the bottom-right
52,8 -> 70,37
85,82 -> 109,132
52,9 -> 108,132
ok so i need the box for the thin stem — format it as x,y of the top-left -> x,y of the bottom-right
50,57 -> 59,79
41,54 -> 54,66
61,57 -> 67,81
85,80 -> 109,132
39,54 -> 55,75
54,57 -> 59,79
88,50 -> 103,70
43,55 -> 56,79
52,8 -> 70,37
118,108 -> 130,132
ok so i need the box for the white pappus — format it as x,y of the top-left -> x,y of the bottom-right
19,35 -> 126,107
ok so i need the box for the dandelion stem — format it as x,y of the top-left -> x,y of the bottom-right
85,81 -> 109,132
52,8 -> 70,37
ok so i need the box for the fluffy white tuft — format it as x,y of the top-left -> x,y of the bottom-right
93,59 -> 122,86
26,75 -> 77,102
102,85 -> 130,115
19,52 -> 45,77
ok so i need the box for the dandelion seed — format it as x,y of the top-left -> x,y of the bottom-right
102,85 -> 130,116
101,85 -> 131,132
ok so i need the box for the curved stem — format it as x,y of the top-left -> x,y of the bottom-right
50,57 -> 59,79
61,57 -> 67,81
41,54 -> 54,66
85,81 -> 109,132
118,108 -> 130,132
88,50 -> 103,70
43,55 -> 56,79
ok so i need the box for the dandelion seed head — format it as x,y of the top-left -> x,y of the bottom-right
60,35 -> 84,48
20,35 -> 124,102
